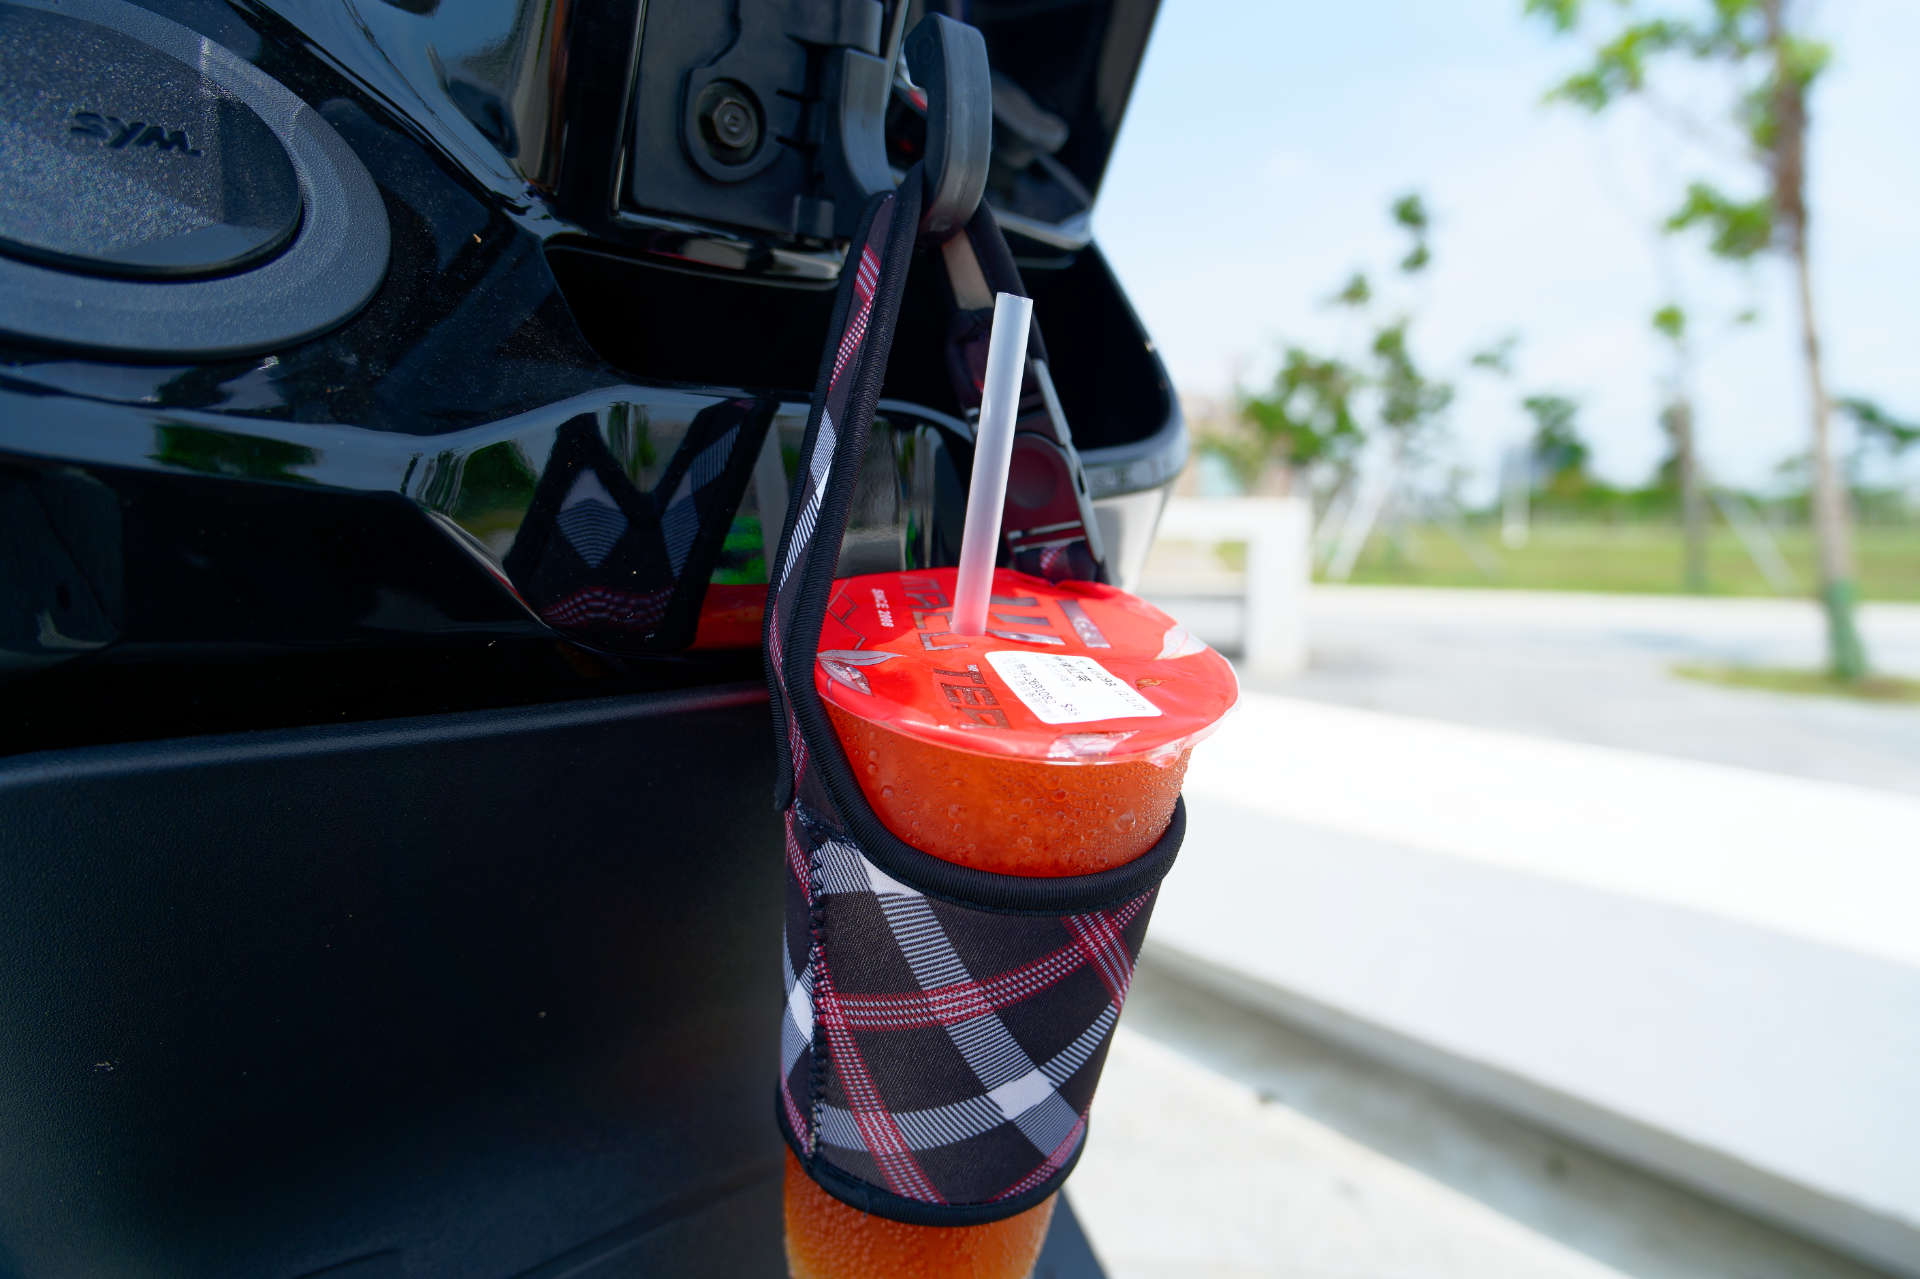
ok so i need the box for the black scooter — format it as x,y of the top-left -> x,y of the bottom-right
0,2 -> 1181,1272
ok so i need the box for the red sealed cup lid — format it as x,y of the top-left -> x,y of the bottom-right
814,567 -> 1238,764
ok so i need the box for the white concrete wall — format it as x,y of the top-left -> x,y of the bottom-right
1150,496 -> 1311,675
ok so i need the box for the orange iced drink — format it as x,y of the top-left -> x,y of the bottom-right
786,566 -> 1235,1279
785,1149 -> 1057,1279
823,703 -> 1186,875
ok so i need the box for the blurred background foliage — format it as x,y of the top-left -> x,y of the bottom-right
1185,0 -> 1916,659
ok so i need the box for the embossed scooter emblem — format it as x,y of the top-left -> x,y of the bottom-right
68,111 -> 203,156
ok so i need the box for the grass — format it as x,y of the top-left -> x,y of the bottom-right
1671,663 -> 1920,704
1321,522 -> 1920,601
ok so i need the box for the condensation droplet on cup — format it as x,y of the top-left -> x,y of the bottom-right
880,786 -> 895,800
1113,810 -> 1137,834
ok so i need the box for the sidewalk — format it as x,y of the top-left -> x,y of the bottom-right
1071,965 -> 1888,1279
1140,688 -> 1920,1275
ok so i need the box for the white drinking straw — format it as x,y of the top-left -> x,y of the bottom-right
950,291 -> 1034,637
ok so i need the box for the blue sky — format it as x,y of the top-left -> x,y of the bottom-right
1094,0 -> 1920,497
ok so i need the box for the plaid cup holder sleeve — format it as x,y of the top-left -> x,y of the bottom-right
777,800 -> 1181,1225
763,175 -> 1184,1225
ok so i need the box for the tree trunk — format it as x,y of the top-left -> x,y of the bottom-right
1253,459 -> 1296,498
1767,0 -> 1867,679
1795,245 -> 1867,676
1670,396 -> 1709,593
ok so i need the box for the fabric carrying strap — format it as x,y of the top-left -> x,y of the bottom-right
764,171 -> 1181,1226
936,211 -> 1109,585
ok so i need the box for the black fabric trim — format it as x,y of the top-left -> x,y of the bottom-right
775,1089 -> 1086,1227
764,185 -> 899,812
962,207 -> 1050,365
802,813 -> 832,1193
774,169 -> 923,809
797,790 -> 1183,918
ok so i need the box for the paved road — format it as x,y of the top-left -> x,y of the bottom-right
1153,586 -> 1920,796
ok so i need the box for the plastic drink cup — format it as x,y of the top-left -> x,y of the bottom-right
784,564 -> 1237,1279
784,1156 -> 1056,1279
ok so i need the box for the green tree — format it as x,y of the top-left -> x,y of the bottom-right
1321,191 -> 1463,473
1835,396 -> 1920,520
1232,193 -> 1453,494
1232,348 -> 1362,492
1528,0 -> 1868,678
1835,397 -> 1919,461
1650,303 -> 1710,591
1231,191 -> 1512,589
1522,394 -> 1591,500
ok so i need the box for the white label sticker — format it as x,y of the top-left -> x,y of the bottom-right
985,651 -> 1163,725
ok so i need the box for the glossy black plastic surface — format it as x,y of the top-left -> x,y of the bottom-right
0,688 -> 1112,1277
0,0 -> 1182,733
0,689 -> 785,1276
0,0 -> 390,357
623,0 -> 885,240
973,0 -> 1162,206
0,4 -> 301,280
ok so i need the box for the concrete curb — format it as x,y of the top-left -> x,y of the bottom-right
1144,941 -> 1919,1278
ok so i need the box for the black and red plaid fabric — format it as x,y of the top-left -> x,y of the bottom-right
763,171 -> 1183,1226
